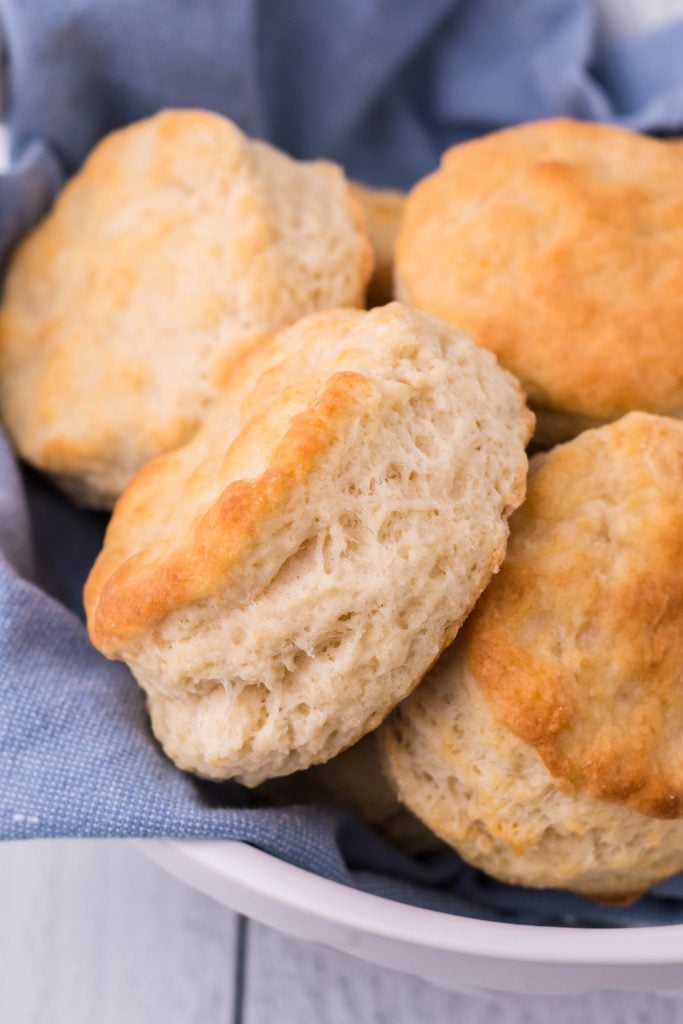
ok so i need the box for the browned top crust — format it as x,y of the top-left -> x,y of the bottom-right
396,118 -> 683,423
85,309 -> 371,650
464,412 -> 683,819
0,109 -> 372,506
85,302 -> 532,656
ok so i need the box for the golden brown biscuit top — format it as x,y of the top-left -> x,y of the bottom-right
464,412 -> 683,819
85,307 -> 367,650
85,301 -> 530,654
396,118 -> 683,421
349,182 -> 404,306
0,109 -> 371,502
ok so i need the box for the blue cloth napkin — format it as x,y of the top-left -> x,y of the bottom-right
2,0 -> 683,928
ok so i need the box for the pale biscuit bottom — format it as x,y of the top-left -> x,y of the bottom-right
86,304 -> 532,786
382,650 -> 683,900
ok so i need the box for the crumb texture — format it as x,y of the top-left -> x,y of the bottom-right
86,303 -> 531,784
383,647 -> 683,898
383,413 -> 683,897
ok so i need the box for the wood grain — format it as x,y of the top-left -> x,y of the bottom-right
243,920 -> 683,1024
1,839 -> 683,1023
0,839 -> 236,1024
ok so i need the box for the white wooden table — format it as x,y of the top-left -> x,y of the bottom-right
1,839 -> 682,1023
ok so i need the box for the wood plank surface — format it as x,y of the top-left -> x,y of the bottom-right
0,839 -> 237,1024
1,839 -> 683,1023
243,919 -> 683,1024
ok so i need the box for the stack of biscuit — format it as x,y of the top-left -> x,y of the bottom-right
2,109 -> 682,902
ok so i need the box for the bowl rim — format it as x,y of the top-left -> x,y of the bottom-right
142,838 -> 683,966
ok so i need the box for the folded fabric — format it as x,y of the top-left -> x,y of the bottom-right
2,0 -> 683,927
3,444 -> 683,927
3,0 -> 683,253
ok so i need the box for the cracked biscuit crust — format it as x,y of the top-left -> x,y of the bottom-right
85,303 -> 531,784
383,413 -> 683,898
466,412 -> 683,819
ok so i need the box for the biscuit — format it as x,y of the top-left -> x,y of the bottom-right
85,302 -> 532,785
0,109 -> 372,507
383,413 -> 683,899
349,182 -> 404,307
395,118 -> 683,445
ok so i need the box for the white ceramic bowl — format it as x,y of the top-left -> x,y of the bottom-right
139,839 -> 683,996
137,0 -> 683,998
